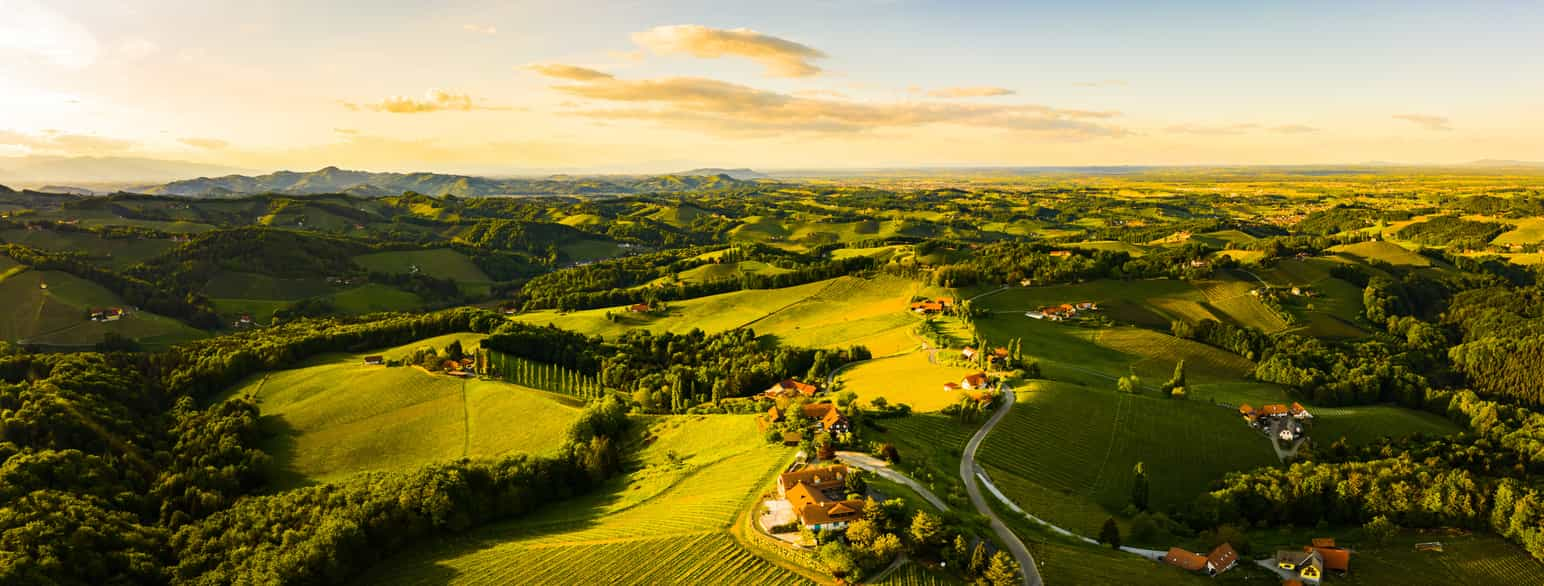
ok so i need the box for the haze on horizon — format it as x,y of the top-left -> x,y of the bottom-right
2,0 -> 1542,176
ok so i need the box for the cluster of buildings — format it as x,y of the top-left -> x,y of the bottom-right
1275,538 -> 1351,584
942,371 -> 991,393
232,313 -> 256,328
763,378 -> 818,399
1240,402 -> 1313,441
1162,543 -> 1239,576
88,307 -> 124,322
1025,301 -> 1096,321
908,298 -> 951,315
776,465 -> 866,531
765,401 -> 851,436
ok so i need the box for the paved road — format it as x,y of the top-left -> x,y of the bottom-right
962,384 -> 1042,586
836,451 -> 949,512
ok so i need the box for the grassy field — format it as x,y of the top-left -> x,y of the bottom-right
1328,240 -> 1433,267
355,415 -> 811,585
202,271 -> 334,300
225,333 -> 582,488
870,412 -> 981,507
1336,531 -> 1544,585
353,248 -> 492,284
972,315 -> 1253,386
513,275 -> 924,355
0,267 -> 204,347
1492,217 -> 1544,245
648,259 -> 795,286
978,380 -> 1278,537
327,283 -> 423,314
0,228 -> 174,269
837,350 -> 980,412
1310,404 -> 1461,446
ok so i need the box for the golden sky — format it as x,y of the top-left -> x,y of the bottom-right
2,0 -> 1542,173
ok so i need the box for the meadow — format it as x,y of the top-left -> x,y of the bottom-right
0,267 -> 203,347
352,248 -> 492,286
224,333 -> 582,488
837,350 -> 980,412
353,415 -> 812,585
0,228 -> 173,269
1336,531 -> 1544,585
977,380 -> 1278,537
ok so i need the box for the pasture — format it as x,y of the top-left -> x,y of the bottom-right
978,380 -> 1277,536
1310,404 -> 1460,446
226,333 -> 581,488
0,228 -> 174,269
972,314 -> 1254,385
355,415 -> 809,585
352,248 -> 492,284
0,268 -> 204,347
837,350 -> 981,412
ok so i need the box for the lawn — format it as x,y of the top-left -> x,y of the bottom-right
838,350 -> 981,412
978,380 -> 1278,537
353,415 -> 812,585
225,333 -> 582,488
352,248 -> 491,283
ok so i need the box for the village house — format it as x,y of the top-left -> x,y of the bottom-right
800,403 -> 851,434
1276,549 -> 1324,584
764,379 -> 819,398
627,303 -> 651,313
961,372 -> 990,390
363,355 -> 385,366
961,347 -> 978,360
1163,543 -> 1238,576
909,298 -> 950,314
777,465 -> 865,531
990,347 -> 1010,364
89,307 -> 124,322
942,382 -> 961,392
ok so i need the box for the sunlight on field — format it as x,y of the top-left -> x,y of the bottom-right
839,350 -> 981,412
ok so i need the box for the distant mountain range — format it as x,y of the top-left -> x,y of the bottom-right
132,167 -> 758,198
676,168 -> 768,180
0,156 -> 250,184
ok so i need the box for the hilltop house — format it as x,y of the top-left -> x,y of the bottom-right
765,379 -> 819,398
778,465 -> 865,531
363,355 -> 385,366
801,403 -> 851,434
961,372 -> 990,390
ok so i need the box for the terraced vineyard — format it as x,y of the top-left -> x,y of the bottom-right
1030,540 -> 1204,585
356,415 -> 810,585
978,381 -> 1276,536
873,562 -> 963,585
1310,404 -> 1461,446
1342,533 -> 1544,585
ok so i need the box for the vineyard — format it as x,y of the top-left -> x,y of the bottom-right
356,415 -> 809,585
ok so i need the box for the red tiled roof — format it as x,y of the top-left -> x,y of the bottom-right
1311,547 -> 1350,572
1310,537 -> 1335,548
963,372 -> 989,387
796,499 -> 866,525
778,465 -> 849,492
1163,548 -> 1208,572
767,379 -> 818,397
802,402 -> 836,419
1207,543 -> 1239,572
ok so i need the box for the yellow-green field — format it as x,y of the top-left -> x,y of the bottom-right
838,350 -> 980,412
225,333 -> 583,487
1328,240 -> 1433,267
355,415 -> 812,585
1491,217 -> 1544,245
1337,532 -> 1544,585
0,228 -> 174,269
1310,404 -> 1461,446
514,275 -> 924,355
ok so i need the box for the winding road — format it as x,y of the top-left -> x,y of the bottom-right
962,384 -> 1043,586
836,451 -> 949,512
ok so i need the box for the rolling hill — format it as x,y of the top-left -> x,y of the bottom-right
137,167 -> 756,198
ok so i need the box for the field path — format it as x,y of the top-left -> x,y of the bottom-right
459,378 -> 470,458
835,451 -> 948,512
962,384 -> 1041,586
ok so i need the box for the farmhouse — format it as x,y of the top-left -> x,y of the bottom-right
800,403 -> 851,434
942,382 -> 961,392
961,372 -> 990,390
627,303 -> 651,313
363,355 -> 385,366
1163,543 -> 1238,576
1162,548 -> 1207,572
991,347 -> 1010,363
1049,250 -> 1073,258
89,307 -> 124,322
909,299 -> 950,314
777,465 -> 865,531
961,347 -> 977,360
1276,549 -> 1325,584
765,379 -> 819,398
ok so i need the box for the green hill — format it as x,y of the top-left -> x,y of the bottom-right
0,265 -> 203,347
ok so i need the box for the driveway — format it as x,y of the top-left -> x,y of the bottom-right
836,451 -> 949,512
962,384 -> 1042,586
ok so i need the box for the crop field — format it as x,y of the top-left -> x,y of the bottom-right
557,238 -> 622,262
1089,328 -> 1256,383
873,563 -> 963,585
978,381 -> 1277,536
225,333 -> 583,487
975,279 -> 1285,332
356,415 -> 808,585
1339,532 -> 1544,585
352,248 -> 491,283
1195,276 -> 1290,333
838,350 -> 981,412
1310,404 -> 1460,446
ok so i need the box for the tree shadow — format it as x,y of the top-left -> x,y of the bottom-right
256,414 -> 316,491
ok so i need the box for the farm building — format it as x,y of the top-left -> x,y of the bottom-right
961,347 -> 978,360
1162,548 -> 1207,572
764,379 -> 819,398
909,299 -> 950,314
363,355 -> 385,366
942,382 -> 961,392
777,465 -> 865,531
800,403 -> 851,434
1049,250 -> 1073,258
626,303 -> 651,313
961,372 -> 990,390
1163,543 -> 1238,576
1276,549 -> 1326,584
89,307 -> 124,322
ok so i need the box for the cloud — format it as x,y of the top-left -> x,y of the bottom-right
0,129 -> 134,154
0,0 -> 100,68
1393,114 -> 1452,131
525,64 -> 615,81
333,128 -> 359,135
178,137 -> 229,150
344,89 -> 504,114
1270,124 -> 1319,134
462,24 -> 497,35
540,70 -> 1124,138
631,25 -> 827,78
926,86 -> 1016,98
1073,80 -> 1128,88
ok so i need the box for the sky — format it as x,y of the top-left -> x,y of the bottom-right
1,0 -> 1542,174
